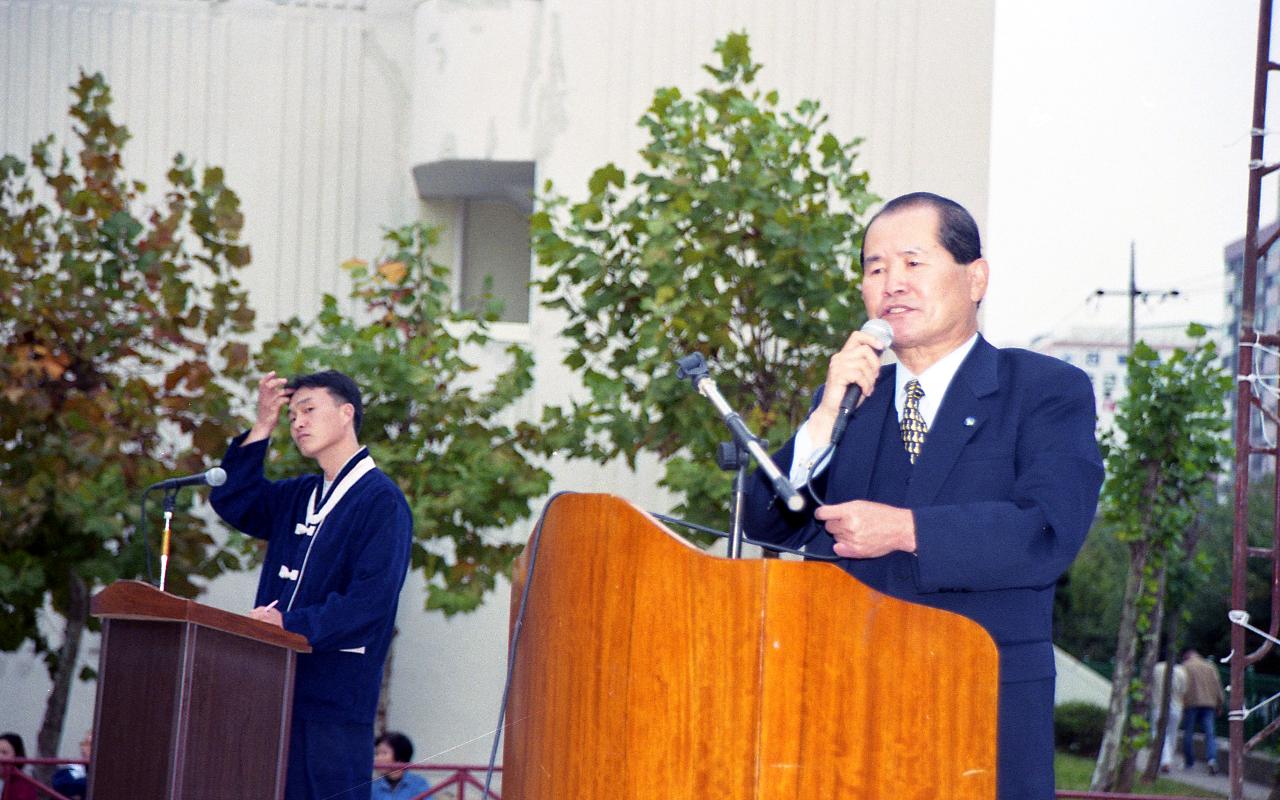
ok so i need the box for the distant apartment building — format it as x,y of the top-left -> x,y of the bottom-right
1225,222 -> 1280,476
1028,326 -> 1200,433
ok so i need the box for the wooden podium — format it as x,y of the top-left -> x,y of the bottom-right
88,580 -> 310,800
502,494 -> 999,799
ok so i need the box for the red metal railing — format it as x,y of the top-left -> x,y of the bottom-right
0,757 -> 77,800
4,756 -> 1228,798
374,762 -> 501,799
1,758 -> 499,800
1059,788 -> 1218,793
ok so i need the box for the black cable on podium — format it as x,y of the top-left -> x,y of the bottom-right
483,491 -> 575,799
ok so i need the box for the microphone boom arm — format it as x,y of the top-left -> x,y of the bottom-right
675,354 -> 805,515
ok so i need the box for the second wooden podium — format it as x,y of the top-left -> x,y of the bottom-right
88,580 -> 310,800
502,493 -> 999,799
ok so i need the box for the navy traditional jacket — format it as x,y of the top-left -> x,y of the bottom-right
211,434 -> 413,725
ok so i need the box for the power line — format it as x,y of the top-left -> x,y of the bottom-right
1092,241 -> 1182,353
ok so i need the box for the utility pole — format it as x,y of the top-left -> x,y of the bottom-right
1092,240 -> 1181,352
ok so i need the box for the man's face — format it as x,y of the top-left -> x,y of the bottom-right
860,205 -> 988,361
288,387 -> 353,460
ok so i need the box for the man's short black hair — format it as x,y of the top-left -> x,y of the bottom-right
375,731 -> 414,763
861,191 -> 983,266
287,370 -> 363,435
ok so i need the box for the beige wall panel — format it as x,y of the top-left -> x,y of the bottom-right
2,0 -> 995,769
0,0 -> 418,328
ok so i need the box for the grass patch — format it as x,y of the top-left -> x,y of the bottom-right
1055,752 -> 1225,797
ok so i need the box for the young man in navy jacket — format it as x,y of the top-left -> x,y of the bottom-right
212,370 -> 413,800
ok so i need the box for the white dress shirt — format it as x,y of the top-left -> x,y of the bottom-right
790,333 -> 980,486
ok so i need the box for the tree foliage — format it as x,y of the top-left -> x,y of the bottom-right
1056,480 -> 1276,666
253,221 -> 550,614
0,72 -> 256,756
532,32 -> 877,526
1090,325 -> 1232,791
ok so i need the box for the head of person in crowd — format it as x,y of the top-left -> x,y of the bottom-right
374,731 -> 414,784
0,732 -> 26,762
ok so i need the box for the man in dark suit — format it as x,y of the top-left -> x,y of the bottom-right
744,192 -> 1103,799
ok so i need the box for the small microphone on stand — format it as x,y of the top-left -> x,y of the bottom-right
143,467 -> 228,592
146,467 -> 227,492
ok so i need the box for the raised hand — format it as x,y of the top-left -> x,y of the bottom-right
244,371 -> 292,445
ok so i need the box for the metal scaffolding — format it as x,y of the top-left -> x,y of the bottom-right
1230,2 -> 1280,798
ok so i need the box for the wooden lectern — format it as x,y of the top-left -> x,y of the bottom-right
88,580 -> 310,800
503,494 -> 999,799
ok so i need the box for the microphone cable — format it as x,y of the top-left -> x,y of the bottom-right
483,490 -> 575,799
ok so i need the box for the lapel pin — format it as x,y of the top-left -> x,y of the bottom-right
964,416 -> 976,427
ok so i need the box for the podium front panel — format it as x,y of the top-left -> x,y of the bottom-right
183,626 -> 295,799
91,619 -> 185,800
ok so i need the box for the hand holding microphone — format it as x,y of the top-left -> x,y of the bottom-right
819,318 -> 894,446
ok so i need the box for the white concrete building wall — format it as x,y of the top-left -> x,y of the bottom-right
1,0 -> 997,767
0,0 -> 419,329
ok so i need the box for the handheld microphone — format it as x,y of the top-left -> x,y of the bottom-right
146,467 -> 227,492
829,318 -> 894,445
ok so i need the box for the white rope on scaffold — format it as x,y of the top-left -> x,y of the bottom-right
1240,333 -> 1280,448
1225,610 -> 1280,721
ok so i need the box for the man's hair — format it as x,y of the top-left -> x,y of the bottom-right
860,191 -> 983,266
287,370 -> 364,435
376,731 -> 414,763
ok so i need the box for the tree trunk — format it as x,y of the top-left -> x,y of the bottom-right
1091,540 -> 1149,791
35,571 -> 88,782
1118,558 -> 1168,792
1143,608 -> 1180,783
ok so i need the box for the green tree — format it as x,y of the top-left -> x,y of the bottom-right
1184,478 -> 1276,659
533,32 -> 877,526
252,221 -> 550,615
1055,517 -> 1129,662
0,73 -> 256,760
1056,480 -> 1278,668
1090,325 -> 1232,792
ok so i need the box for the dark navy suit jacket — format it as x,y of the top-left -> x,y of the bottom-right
744,335 -> 1103,795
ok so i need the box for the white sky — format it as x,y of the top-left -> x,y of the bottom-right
984,1 -> 1270,347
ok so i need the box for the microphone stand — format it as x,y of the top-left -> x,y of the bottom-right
158,488 -> 178,592
676,353 -> 804,559
715,441 -> 749,559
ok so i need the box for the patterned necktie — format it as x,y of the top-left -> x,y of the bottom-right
901,379 -> 927,464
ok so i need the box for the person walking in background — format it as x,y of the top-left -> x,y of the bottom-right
1181,648 -> 1225,773
371,731 -> 430,799
1152,659 -> 1186,773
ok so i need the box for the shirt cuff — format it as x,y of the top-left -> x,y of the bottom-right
789,419 -> 833,485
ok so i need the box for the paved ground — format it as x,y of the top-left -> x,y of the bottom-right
1139,750 -> 1273,800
